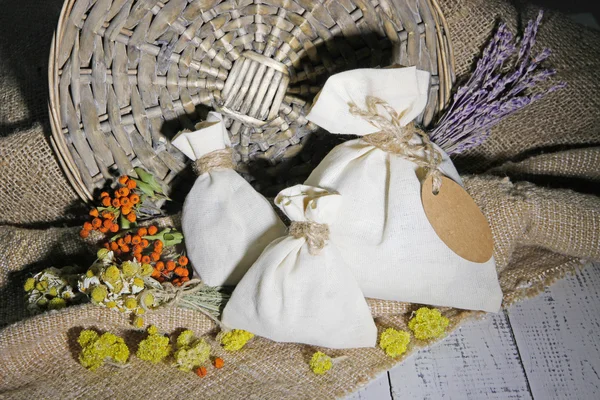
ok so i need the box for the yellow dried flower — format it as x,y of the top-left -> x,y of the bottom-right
24,278 -> 35,292
78,329 -> 99,347
133,316 -> 145,329
142,293 -> 154,308
174,333 -> 211,372
106,301 -> 117,309
309,352 -> 332,375
48,297 -> 66,310
35,281 -> 48,291
48,287 -> 58,297
90,285 -> 108,304
132,278 -> 144,288
112,341 -> 129,364
103,265 -> 121,283
408,307 -> 450,340
122,262 -> 139,277
86,269 -> 95,278
220,329 -> 254,351
78,330 -> 129,371
112,280 -> 124,293
124,297 -> 137,309
137,326 -> 171,363
177,330 -> 195,348
97,248 -> 110,260
135,307 -> 146,315
379,328 -> 410,358
140,263 -> 153,276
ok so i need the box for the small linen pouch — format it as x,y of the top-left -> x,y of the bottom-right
304,68 -> 503,312
172,112 -> 286,286
221,184 -> 377,349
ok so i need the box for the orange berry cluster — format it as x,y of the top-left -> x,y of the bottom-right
80,175 -> 141,238
101,175 -> 140,222
80,173 -> 189,287
102,226 -> 191,287
81,208 -> 119,238
150,255 -> 190,286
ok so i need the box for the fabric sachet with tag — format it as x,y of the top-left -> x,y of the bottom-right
222,184 -> 377,349
304,68 -> 503,312
172,112 -> 286,286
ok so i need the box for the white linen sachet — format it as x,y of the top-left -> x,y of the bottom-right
221,185 -> 377,349
172,112 -> 286,286
304,68 -> 503,312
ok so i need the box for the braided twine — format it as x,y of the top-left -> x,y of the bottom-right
193,148 -> 236,175
289,221 -> 330,256
349,97 -> 443,194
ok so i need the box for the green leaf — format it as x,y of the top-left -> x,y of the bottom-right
143,228 -> 183,247
120,213 -> 130,230
132,179 -> 155,197
134,168 -> 164,194
162,232 -> 183,247
134,168 -> 154,184
143,228 -> 171,240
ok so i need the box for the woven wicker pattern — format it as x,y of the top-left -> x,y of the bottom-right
49,0 -> 455,202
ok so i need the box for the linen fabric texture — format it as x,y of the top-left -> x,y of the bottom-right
172,112 -> 286,286
222,184 -> 377,349
305,68 -> 503,312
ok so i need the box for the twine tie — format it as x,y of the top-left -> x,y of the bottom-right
349,96 -> 443,194
289,221 -> 330,255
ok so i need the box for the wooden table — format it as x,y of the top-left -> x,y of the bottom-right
347,263 -> 600,399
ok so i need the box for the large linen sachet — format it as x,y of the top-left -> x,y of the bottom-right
172,112 -> 286,286
221,185 -> 377,349
304,68 -> 503,312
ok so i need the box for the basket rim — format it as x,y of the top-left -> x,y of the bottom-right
48,0 -> 456,203
49,0 -> 92,201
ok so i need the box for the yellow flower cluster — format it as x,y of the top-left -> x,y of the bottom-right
24,278 -> 35,292
174,330 -> 211,372
309,352 -> 332,375
78,329 -> 129,371
379,328 -> 411,358
79,250 -> 157,317
136,325 -> 171,364
78,325 -> 226,377
24,267 -> 83,314
220,329 -> 254,351
408,307 -> 450,340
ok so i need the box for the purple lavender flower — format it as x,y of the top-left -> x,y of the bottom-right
430,11 -> 565,155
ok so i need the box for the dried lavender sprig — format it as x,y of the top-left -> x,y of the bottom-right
430,11 -> 565,155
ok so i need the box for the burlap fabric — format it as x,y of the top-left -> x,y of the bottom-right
1,173 -> 598,398
444,0 -> 600,174
0,0 -> 80,226
1,0 -> 600,398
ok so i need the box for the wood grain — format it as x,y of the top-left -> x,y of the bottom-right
345,264 -> 600,399
389,311 -> 531,399
347,372 -> 392,400
507,265 -> 600,400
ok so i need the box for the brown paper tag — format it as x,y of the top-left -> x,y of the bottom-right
421,175 -> 494,263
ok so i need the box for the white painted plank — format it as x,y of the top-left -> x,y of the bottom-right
507,264 -> 600,400
346,372 -> 392,400
388,312 -> 531,399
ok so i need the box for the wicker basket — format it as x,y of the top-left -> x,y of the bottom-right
49,0 -> 455,202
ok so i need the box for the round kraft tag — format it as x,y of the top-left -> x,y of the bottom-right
421,175 -> 494,263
